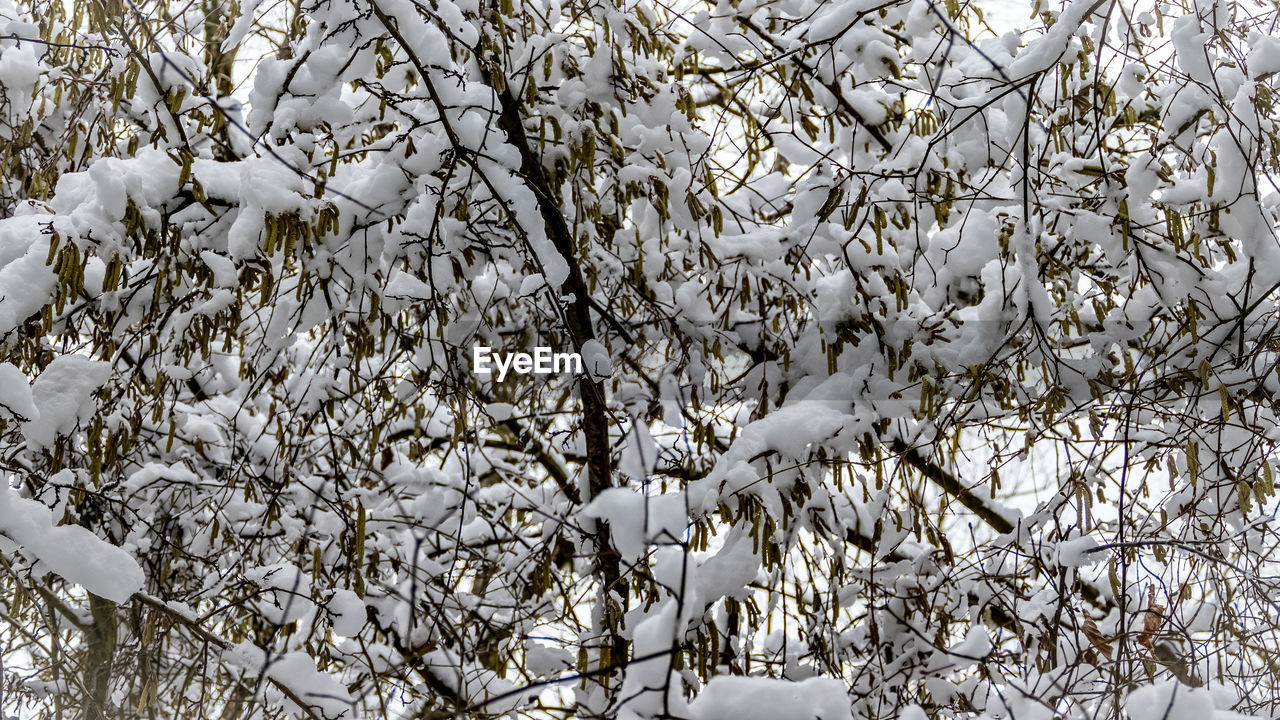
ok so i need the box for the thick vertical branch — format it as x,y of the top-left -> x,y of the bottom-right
202,0 -> 238,158
375,0 -> 629,684
202,0 -> 236,97
365,10 -> 629,685
485,72 -> 630,687
82,594 -> 117,720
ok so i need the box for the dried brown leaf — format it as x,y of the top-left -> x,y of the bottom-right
1082,618 -> 1113,660
1138,586 -> 1166,650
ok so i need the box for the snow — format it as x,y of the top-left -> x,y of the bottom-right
223,643 -> 355,719
382,270 -> 434,303
899,706 -> 928,720
696,385 -> 851,494
1247,34 -> 1280,79
927,626 -> 992,672
619,600 -> 688,717
619,419 -> 658,481
326,589 -> 366,636
0,362 -> 36,421
518,273 -> 546,295
1181,601 -> 1218,634
525,641 -> 574,676
580,339 -> 611,381
582,487 -> 687,562
0,479 -> 144,603
220,0 -> 266,54
689,676 -> 852,720
693,526 -> 760,602
48,151 -> 182,229
0,221 -> 57,337
1053,534 -> 1100,568
23,355 -> 112,450
485,402 -> 514,421
1170,12 -> 1214,85
244,563 -> 315,624
200,250 -> 240,288
0,42 -> 37,90
1126,681 -> 1216,720
1009,0 -> 1096,78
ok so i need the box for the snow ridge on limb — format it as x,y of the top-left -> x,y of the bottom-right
0,477 -> 143,603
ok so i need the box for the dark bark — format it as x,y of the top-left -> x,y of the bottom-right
486,75 -> 630,690
83,594 -> 117,720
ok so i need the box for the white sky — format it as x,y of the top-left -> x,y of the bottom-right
978,0 -> 1036,34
